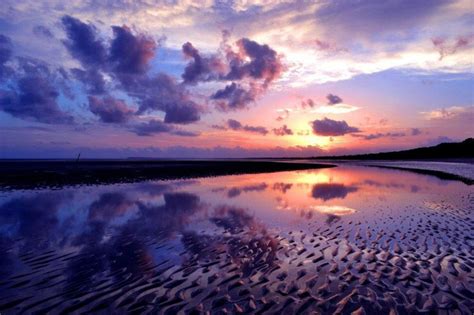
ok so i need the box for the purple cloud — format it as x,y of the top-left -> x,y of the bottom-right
0,53 -> 75,124
118,72 -> 201,124
432,36 -> 473,60
131,119 -> 200,137
181,42 -> 225,84
131,119 -> 172,136
109,26 -> 156,74
352,132 -> 406,140
301,98 -> 315,109
61,15 -> 107,68
0,34 -> 13,78
0,75 -> 73,124
226,119 -> 268,135
33,25 -> 54,38
411,128 -> 422,136
327,93 -> 343,105
273,125 -> 293,136
88,96 -> 134,123
225,38 -> 283,85
212,82 -> 257,111
71,68 -> 106,94
311,117 -> 359,136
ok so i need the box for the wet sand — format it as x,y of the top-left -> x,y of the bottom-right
0,166 -> 473,314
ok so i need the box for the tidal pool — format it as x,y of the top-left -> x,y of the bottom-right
0,165 -> 473,314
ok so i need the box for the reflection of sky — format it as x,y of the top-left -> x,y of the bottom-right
0,165 -> 472,311
0,165 -> 467,247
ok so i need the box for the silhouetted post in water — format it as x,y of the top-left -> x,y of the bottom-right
75,153 -> 81,163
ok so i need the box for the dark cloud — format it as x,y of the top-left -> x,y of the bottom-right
312,183 -> 358,201
131,119 -> 199,137
352,131 -> 406,140
163,101 -> 201,124
33,25 -> 54,38
181,42 -> 225,84
172,130 -> 200,137
311,117 -> 359,136
0,34 -> 13,78
212,82 -> 257,111
432,35 -> 473,60
225,38 -> 283,85
0,34 -> 12,66
71,68 -> 106,94
180,37 -> 283,111
411,128 -> 422,136
0,74 -> 73,124
126,73 -> 201,124
61,15 -> 107,68
61,16 -> 203,125
131,119 -> 172,136
226,119 -> 268,135
88,96 -> 134,123
273,124 -> 293,136
109,26 -> 156,74
301,98 -> 315,109
327,93 -> 343,105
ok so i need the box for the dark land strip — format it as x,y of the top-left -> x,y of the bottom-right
0,160 -> 335,190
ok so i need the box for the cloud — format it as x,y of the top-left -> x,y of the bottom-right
131,119 -> 199,137
71,68 -> 106,95
421,106 -> 474,120
411,128 -> 422,136
0,34 -> 13,78
315,0 -> 451,40
131,119 -> 172,136
432,35 -> 473,60
32,25 -> 54,38
311,117 -> 360,136
276,108 -> 291,121
109,25 -> 157,74
61,16 -> 202,125
61,15 -> 107,68
326,93 -> 343,105
312,103 -> 359,114
301,98 -> 315,109
352,131 -> 406,140
212,82 -> 258,111
225,119 -> 268,135
88,96 -> 134,123
225,38 -> 283,85
0,66 -> 73,124
273,125 -> 293,136
180,37 -> 283,110
125,73 -> 201,124
181,42 -> 225,84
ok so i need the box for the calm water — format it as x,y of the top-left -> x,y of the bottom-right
0,165 -> 473,314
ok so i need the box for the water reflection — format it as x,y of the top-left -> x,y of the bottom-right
0,165 -> 473,313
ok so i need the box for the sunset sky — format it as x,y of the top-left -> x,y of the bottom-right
1,0 -> 473,158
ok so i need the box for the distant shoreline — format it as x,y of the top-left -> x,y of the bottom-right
0,160 -> 335,191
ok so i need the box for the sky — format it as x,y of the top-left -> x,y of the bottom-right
0,0 -> 473,158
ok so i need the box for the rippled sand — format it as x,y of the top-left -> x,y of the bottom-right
0,166 -> 473,314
